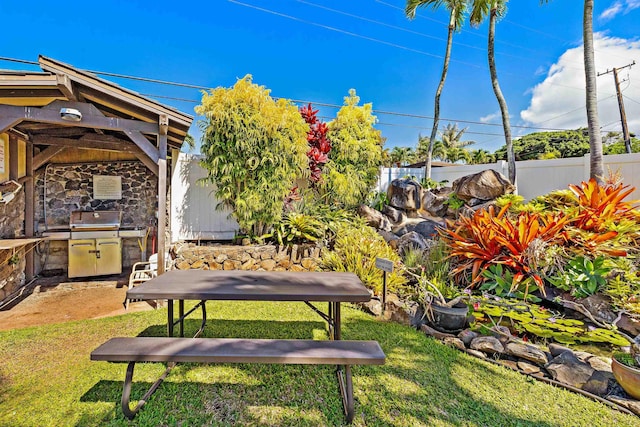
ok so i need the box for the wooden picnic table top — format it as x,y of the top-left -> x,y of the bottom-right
126,270 -> 372,303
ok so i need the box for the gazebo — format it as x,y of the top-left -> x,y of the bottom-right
0,55 -> 193,301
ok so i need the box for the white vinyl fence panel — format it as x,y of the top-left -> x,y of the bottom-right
171,153 -> 239,242
377,153 -> 640,202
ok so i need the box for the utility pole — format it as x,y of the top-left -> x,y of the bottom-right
598,61 -> 635,153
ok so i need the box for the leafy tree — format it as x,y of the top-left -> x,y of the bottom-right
470,0 -> 516,184
603,132 -> 640,154
405,0 -> 468,180
323,90 -> 384,208
494,129 -> 590,160
196,75 -> 309,236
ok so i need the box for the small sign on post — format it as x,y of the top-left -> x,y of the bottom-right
375,257 -> 394,314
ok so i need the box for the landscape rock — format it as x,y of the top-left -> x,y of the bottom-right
548,343 -> 572,358
505,342 -> 549,365
443,336 -> 466,351
395,231 -> 429,254
470,336 -> 504,354
458,329 -> 479,347
452,169 -> 514,202
376,230 -> 400,245
466,349 -> 487,359
358,204 -> 393,231
489,325 -> 513,345
517,361 -> 542,375
388,178 -> 422,211
395,219 -> 442,240
607,396 -> 640,416
421,324 -> 456,340
582,371 -> 611,397
383,205 -> 406,223
498,360 -> 519,370
420,190 -> 448,217
545,351 -> 595,389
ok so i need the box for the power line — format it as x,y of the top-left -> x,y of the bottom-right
0,55 -> 615,133
228,0 -> 483,69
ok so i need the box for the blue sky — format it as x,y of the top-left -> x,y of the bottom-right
1,0 -> 639,153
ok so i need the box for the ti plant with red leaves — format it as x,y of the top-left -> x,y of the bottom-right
442,204 -> 570,297
299,103 -> 331,185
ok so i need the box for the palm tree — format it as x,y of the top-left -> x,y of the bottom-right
405,0 -> 468,180
470,0 -> 516,184
470,148 -> 494,164
582,0 -> 604,181
440,123 -> 475,149
540,0 -> 604,180
390,146 -> 415,166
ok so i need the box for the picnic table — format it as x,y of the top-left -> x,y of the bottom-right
91,270 -> 386,423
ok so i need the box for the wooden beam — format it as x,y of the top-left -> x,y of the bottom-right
9,133 -> 19,180
0,104 -> 159,134
32,135 -> 140,152
33,146 -> 67,170
124,130 -> 160,163
55,74 -> 78,101
25,141 -> 35,280
157,115 -> 168,275
0,116 -> 22,134
135,152 -> 159,176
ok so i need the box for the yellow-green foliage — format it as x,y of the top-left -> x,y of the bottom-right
322,90 -> 384,208
196,75 -> 309,236
321,222 -> 407,295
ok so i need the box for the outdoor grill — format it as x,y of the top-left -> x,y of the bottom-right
68,210 -> 123,278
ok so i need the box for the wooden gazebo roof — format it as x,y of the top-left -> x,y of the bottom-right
0,55 -> 195,277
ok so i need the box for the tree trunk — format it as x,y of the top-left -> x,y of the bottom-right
425,10 -> 455,180
583,0 -> 604,182
488,3 -> 515,185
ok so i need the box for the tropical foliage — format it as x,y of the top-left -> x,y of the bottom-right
322,90 -> 384,208
196,75 -> 308,236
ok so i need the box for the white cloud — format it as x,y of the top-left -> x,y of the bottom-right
480,112 -> 501,123
520,34 -> 640,136
599,1 -> 640,21
599,1 -> 623,21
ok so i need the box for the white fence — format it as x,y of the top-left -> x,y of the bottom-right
377,153 -> 640,202
171,153 -> 239,242
170,152 -> 640,242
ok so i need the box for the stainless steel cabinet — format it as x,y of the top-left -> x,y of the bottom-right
68,238 -> 122,278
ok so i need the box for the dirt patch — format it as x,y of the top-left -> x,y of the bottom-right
0,273 -> 155,331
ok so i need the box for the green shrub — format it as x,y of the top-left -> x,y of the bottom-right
320,222 -> 407,295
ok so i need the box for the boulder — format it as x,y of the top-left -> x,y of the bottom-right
443,336 -> 467,351
545,351 -> 595,389
376,230 -> 400,245
470,336 -> 504,354
395,231 -> 429,255
505,342 -> 549,365
458,329 -> 479,347
489,325 -> 513,345
394,218 -> 442,240
582,371 -> 611,397
383,205 -> 406,224
357,204 -> 392,231
517,361 -> 542,375
548,343 -> 572,358
421,190 -> 448,217
452,170 -> 514,202
388,178 -> 422,211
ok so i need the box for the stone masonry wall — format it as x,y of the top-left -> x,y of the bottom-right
173,243 -> 322,272
34,162 -> 156,272
0,188 -> 26,301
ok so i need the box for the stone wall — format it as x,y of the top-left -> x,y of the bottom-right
0,188 -> 26,300
173,243 -> 322,272
34,162 -> 157,273
35,161 -> 157,229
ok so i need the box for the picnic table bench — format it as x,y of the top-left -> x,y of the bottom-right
90,270 -> 386,423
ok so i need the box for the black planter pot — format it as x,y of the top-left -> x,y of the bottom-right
428,301 -> 469,332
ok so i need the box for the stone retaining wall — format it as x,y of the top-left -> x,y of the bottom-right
172,243 -> 322,272
0,188 -> 26,301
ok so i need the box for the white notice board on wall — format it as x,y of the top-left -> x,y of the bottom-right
93,175 -> 122,199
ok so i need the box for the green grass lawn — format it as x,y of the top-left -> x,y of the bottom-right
0,301 -> 638,427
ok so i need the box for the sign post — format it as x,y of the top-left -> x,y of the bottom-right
375,257 -> 394,314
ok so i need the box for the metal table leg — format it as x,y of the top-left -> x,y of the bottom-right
167,299 -> 173,337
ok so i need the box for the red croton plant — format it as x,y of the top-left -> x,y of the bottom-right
299,103 -> 331,185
